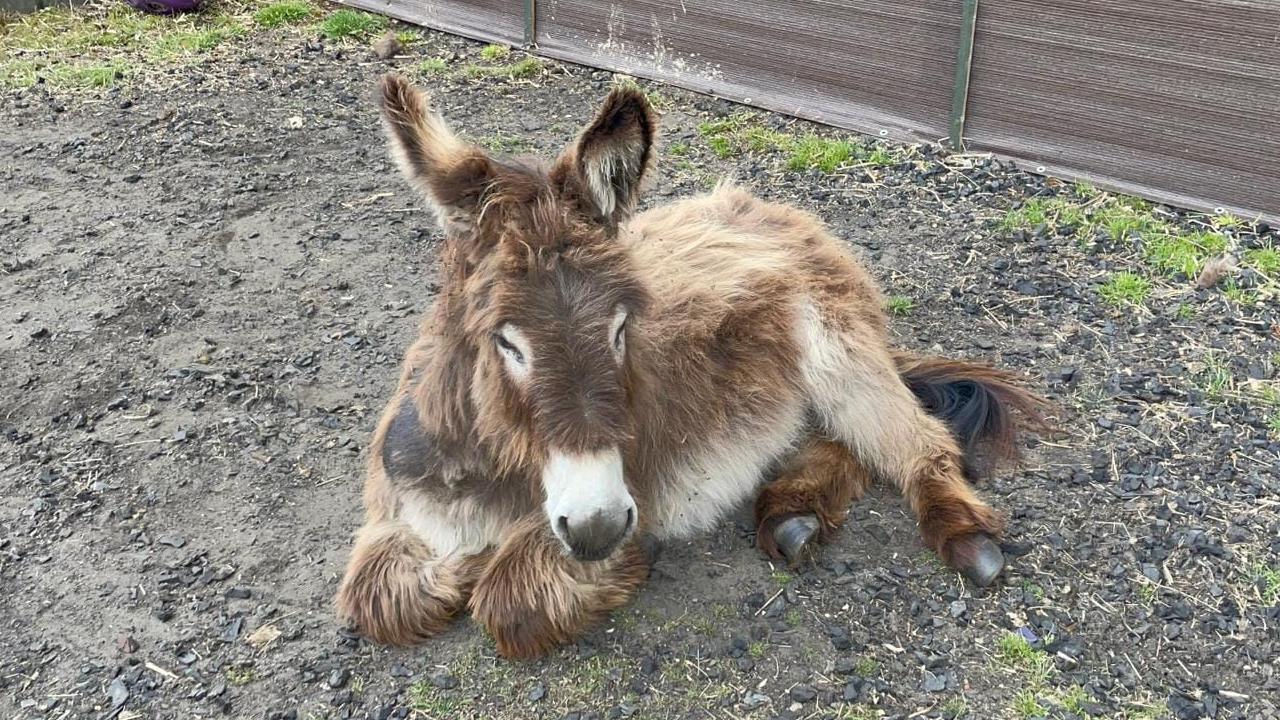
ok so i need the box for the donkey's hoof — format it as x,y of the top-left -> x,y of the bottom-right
948,533 -> 1005,587
773,515 -> 820,564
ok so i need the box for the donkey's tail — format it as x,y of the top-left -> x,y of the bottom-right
892,351 -> 1049,479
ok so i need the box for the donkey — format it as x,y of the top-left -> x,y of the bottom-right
335,73 -> 1046,659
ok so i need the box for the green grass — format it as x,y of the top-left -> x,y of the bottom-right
461,57 -> 543,79
319,9 -> 386,40
1255,563 -> 1280,605
1013,690 -> 1047,718
996,632 -> 1053,683
1222,280 -> 1256,305
1098,272 -> 1151,307
885,295 -> 914,316
151,24 -> 245,58
852,656 -> 879,678
1269,411 -> 1280,437
786,134 -> 857,172
667,141 -> 690,157
409,681 -> 464,714
941,697 -> 968,719
770,570 -> 794,586
479,43 -> 510,61
420,57 -> 448,75
784,608 -> 803,627
1197,351 -> 1233,400
1061,685 -> 1091,716
1245,246 -> 1280,276
254,0 -> 314,28
1146,230 -> 1227,278
748,641 -> 767,659
224,666 -> 256,686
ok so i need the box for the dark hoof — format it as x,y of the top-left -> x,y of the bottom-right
773,515 -> 820,565
948,533 -> 1005,587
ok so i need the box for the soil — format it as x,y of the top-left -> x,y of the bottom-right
3,15 -> 1279,720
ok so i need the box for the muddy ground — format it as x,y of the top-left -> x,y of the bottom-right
2,5 -> 1279,720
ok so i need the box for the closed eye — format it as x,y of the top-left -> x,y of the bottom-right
494,333 -> 525,364
613,319 -> 627,350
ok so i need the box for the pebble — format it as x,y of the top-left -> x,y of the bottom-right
528,682 -> 547,702
327,668 -> 350,689
428,670 -> 458,689
922,670 -> 947,692
225,587 -> 252,599
788,684 -> 817,703
107,677 -> 129,708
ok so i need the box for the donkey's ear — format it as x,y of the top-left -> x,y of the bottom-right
561,85 -> 656,228
378,74 -> 493,234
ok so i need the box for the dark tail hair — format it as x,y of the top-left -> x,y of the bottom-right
892,351 -> 1049,479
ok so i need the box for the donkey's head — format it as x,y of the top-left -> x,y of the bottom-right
378,74 -> 656,561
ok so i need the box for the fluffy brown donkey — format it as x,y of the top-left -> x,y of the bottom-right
335,73 -> 1046,659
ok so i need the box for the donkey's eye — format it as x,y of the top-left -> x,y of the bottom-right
612,320 -> 627,351
494,333 -> 525,364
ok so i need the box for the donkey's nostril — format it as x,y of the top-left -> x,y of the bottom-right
556,515 -> 571,536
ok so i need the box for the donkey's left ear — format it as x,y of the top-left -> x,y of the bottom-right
560,86 -> 656,228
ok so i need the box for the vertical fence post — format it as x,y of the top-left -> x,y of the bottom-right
949,0 -> 979,151
523,0 -> 537,47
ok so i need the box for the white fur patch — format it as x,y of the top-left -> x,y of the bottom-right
651,405 -> 806,539
399,493 -> 509,558
542,448 -> 636,544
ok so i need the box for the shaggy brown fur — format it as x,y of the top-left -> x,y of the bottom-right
334,73 -> 1047,657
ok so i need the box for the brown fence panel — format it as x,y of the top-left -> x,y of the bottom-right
964,0 -> 1280,221
532,0 -> 958,144
338,0 -> 1280,222
342,0 -> 523,48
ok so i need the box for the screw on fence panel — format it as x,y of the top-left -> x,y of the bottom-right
523,0 -> 537,47
949,0 -> 979,151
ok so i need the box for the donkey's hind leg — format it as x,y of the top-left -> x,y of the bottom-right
469,514 -> 653,659
800,307 -> 1005,586
336,521 -> 487,645
755,438 -> 872,564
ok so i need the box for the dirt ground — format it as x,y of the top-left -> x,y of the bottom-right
3,4 -> 1279,720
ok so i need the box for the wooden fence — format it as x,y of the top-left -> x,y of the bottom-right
340,0 -> 1280,223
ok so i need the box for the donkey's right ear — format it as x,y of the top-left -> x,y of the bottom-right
378,74 -> 493,234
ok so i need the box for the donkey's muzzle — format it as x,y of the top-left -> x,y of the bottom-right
558,507 -> 634,562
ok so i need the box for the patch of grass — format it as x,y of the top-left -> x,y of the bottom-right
319,9 -> 386,40
885,295 -> 914,316
996,632 -> 1052,684
1175,303 -> 1196,320
667,141 -> 689,157
254,0 -> 314,28
225,665 -> 256,686
1020,580 -> 1046,602
1095,197 -> 1161,240
409,681 -> 464,714
479,43 -> 510,61
1135,582 -> 1157,604
1222,280 -> 1256,305
1197,351 -> 1233,400
786,134 -> 857,173
852,656 -> 879,678
396,30 -> 418,44
941,696 -> 969,719
784,607 -> 803,627
480,133 -> 531,154
420,57 -> 448,75
1254,563 -> 1280,605
1269,411 -> 1280,437
707,136 -> 734,158
1146,230 -> 1227,278
1061,685 -> 1091,716
46,62 -> 127,88
1013,690 -> 1047,718
865,146 -> 896,167
1073,181 -> 1100,199
999,197 -> 1089,233
770,570 -> 794,586
741,125 -> 790,153
748,641 -> 767,659
1122,705 -> 1167,720
1245,246 -> 1280,276
461,57 -> 543,79
151,24 -> 245,57
1098,272 -> 1151,307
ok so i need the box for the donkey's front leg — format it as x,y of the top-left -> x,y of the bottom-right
469,514 -> 653,659
336,521 -> 489,646
755,438 -> 873,564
